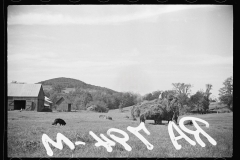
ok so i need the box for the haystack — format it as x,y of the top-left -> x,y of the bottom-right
131,97 -> 179,119
131,99 -> 166,118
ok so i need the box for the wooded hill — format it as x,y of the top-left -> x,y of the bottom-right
37,77 -> 118,94
36,77 -> 140,112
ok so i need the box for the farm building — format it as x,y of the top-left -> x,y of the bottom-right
55,96 -> 72,112
8,83 -> 45,112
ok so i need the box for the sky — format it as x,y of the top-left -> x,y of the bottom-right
7,5 -> 233,98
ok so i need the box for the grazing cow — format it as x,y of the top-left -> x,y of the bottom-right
52,118 -> 66,126
99,115 -> 106,118
106,116 -> 113,120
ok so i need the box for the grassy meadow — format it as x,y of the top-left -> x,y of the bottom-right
8,107 -> 233,158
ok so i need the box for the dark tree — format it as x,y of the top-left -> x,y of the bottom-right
219,76 -> 233,111
190,91 -> 208,114
52,84 -> 65,93
151,90 -> 162,100
172,83 -> 192,96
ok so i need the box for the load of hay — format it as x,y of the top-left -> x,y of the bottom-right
131,99 -> 163,118
131,96 -> 179,121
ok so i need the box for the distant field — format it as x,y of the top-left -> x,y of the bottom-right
208,102 -> 231,113
209,102 -> 227,110
8,107 -> 233,158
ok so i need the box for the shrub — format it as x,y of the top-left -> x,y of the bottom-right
86,101 -> 109,113
179,105 -> 192,115
87,105 -> 109,113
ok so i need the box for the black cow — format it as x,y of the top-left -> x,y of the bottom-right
99,115 -> 106,118
52,118 -> 66,126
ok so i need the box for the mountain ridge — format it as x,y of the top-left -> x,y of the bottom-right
36,77 -> 118,94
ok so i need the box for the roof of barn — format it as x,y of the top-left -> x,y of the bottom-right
8,83 -> 43,97
55,96 -> 72,105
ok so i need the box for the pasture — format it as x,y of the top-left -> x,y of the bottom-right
8,107 -> 233,158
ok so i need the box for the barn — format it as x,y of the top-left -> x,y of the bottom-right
8,83 -> 45,112
55,96 -> 72,112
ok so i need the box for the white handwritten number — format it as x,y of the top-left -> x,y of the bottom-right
107,128 -> 132,151
89,131 -> 116,152
127,122 -> 154,150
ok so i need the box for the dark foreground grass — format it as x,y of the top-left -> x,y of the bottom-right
7,109 -> 233,158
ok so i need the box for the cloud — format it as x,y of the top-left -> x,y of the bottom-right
180,54 -> 233,66
193,55 -> 233,66
8,5 -> 215,25
26,34 -> 57,40
8,50 -> 141,73
147,52 -> 233,67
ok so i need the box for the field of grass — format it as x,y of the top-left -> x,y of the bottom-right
209,102 -> 227,110
8,107 -> 233,158
208,102 -> 231,113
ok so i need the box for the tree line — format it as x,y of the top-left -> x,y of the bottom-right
44,76 -> 233,113
142,76 -> 233,114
